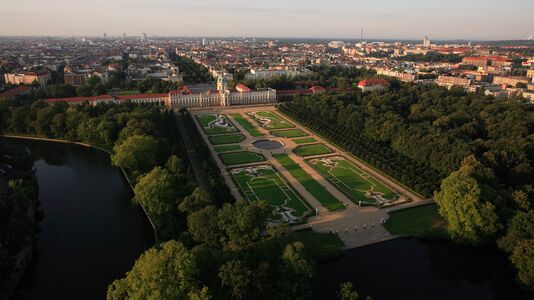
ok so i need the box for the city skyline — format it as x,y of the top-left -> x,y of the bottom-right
1,0 -> 533,40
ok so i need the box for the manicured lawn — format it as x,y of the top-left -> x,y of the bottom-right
293,137 -> 317,144
214,144 -> 242,153
231,113 -> 264,137
248,111 -> 294,129
271,129 -> 308,138
294,228 -> 345,260
384,204 -> 447,238
308,156 -> 396,205
273,153 -> 345,211
208,134 -> 245,145
220,151 -> 265,165
231,165 -> 311,224
197,114 -> 238,135
294,143 -> 333,157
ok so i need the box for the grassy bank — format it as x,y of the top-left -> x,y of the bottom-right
294,228 -> 345,261
384,204 -> 448,238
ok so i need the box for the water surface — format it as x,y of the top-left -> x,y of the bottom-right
8,139 -> 154,300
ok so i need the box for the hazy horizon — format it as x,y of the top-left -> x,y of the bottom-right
1,0 -> 533,40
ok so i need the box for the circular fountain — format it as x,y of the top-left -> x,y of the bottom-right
253,139 -> 284,150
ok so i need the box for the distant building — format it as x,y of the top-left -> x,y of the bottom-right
527,70 -> 534,79
462,57 -> 490,67
143,33 -> 147,41
64,72 -> 89,86
375,68 -> 416,82
357,79 -> 389,92
0,86 -> 31,100
493,76 -> 530,87
4,71 -> 51,87
103,33 -> 107,39
436,75 -> 472,89
328,41 -> 346,49
202,38 -> 207,46
245,69 -> 308,80
122,33 -> 126,40
423,36 -> 431,48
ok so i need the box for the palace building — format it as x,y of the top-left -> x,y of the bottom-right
43,82 -> 277,109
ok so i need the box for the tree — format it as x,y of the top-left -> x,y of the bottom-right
111,135 -> 159,175
187,206 -> 222,248
107,240 -> 198,300
218,260 -> 252,300
133,167 -> 177,216
50,113 -> 66,137
434,157 -> 500,244
338,282 -> 359,300
217,200 -> 269,250
498,210 -> 534,290
510,239 -> 534,290
165,155 -> 184,175
188,287 -> 211,300
277,242 -> 315,299
179,187 -> 211,214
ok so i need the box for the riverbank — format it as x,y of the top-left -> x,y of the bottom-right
0,183 -> 37,300
1,135 -> 157,238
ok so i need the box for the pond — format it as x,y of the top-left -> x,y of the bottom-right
316,238 -> 533,300
253,139 -> 284,150
7,139 -> 154,299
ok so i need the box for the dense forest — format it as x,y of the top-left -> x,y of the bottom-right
280,84 -> 534,290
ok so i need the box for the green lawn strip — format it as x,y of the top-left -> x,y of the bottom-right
208,134 -> 245,145
294,143 -> 333,157
271,129 -> 308,138
197,114 -> 238,135
214,144 -> 242,153
220,151 -> 265,165
273,153 -> 344,211
230,113 -> 264,137
334,159 -> 396,200
249,111 -> 295,130
293,228 -> 345,260
308,157 -> 377,205
231,166 -> 311,222
384,204 -> 448,238
293,137 -> 317,144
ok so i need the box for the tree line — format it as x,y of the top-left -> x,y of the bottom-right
0,140 -> 39,296
280,83 -> 534,290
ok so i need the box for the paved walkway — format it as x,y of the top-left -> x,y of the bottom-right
187,106 -> 432,249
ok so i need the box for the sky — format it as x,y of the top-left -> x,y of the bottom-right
0,0 -> 533,40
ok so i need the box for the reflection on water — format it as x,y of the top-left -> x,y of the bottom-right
8,139 -> 154,300
316,238 -> 533,300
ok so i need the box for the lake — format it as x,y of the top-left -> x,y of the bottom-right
7,139 -> 154,300
316,238 -> 533,300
